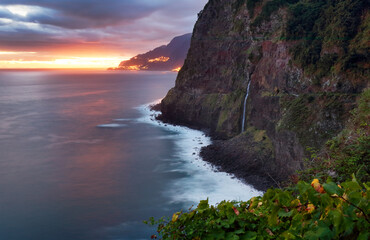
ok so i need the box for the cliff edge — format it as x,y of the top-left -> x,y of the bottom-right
160,0 -> 369,190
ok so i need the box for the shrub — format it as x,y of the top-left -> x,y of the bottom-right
286,0 -> 368,74
147,177 -> 369,239
252,0 -> 299,27
299,89 -> 370,183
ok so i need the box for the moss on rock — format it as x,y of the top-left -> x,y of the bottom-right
278,93 -> 357,150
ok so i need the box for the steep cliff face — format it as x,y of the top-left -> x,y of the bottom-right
160,0 -> 369,189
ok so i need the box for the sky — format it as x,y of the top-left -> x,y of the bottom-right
0,0 -> 207,68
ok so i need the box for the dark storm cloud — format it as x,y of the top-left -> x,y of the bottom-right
0,0 -> 168,29
0,7 -> 13,19
0,0 -> 207,56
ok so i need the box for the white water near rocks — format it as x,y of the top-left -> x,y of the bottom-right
136,99 -> 262,206
241,81 -> 251,133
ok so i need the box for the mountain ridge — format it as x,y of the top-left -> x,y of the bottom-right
110,33 -> 192,71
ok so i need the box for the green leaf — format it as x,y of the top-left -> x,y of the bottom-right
297,181 -> 311,197
342,181 -> 362,192
188,211 -> 195,219
280,230 -> 300,240
343,217 -> 355,236
240,231 -> 257,240
268,211 -> 278,226
198,199 -> 209,211
316,225 -> 334,239
305,227 -> 332,240
329,209 -> 344,234
358,231 -> 370,240
323,182 -> 344,196
363,182 -> 370,191
228,214 -> 237,225
204,229 -> 226,240
347,191 -> 362,205
307,189 -> 320,206
233,229 -> 245,234
278,191 -> 293,206
278,209 -> 293,217
304,230 -> 318,240
319,193 -> 333,208
225,232 -> 240,240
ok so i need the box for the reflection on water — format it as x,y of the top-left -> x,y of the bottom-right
0,70 -> 262,240
0,70 -> 179,240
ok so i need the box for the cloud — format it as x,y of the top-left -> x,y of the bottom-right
0,0 -> 178,28
0,8 -> 13,19
0,0 -> 207,62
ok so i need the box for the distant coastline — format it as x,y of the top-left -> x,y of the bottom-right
108,33 -> 191,72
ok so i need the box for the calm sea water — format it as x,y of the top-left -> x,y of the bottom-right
0,70 -> 261,240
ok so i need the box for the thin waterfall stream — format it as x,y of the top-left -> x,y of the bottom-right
241,81 -> 251,133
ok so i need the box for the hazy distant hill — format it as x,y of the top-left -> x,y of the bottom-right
110,33 -> 192,71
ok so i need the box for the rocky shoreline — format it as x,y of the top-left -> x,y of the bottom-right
153,103 -> 276,192
200,139 -> 277,192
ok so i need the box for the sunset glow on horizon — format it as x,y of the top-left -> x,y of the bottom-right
172,67 -> 182,72
0,53 -> 129,69
0,1 -> 207,69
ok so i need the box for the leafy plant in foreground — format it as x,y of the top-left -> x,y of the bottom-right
147,177 -> 369,239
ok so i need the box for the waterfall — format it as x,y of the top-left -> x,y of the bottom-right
241,81 -> 251,133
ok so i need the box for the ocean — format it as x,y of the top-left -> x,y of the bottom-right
0,70 -> 261,240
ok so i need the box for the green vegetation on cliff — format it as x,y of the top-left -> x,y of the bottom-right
236,0 -> 368,80
277,92 -> 356,151
298,89 -> 370,184
286,0 -> 368,79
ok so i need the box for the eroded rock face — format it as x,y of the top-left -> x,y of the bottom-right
160,0 -> 367,187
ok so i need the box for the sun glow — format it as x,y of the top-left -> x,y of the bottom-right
148,56 -> 170,63
119,65 -> 141,70
110,65 -> 149,71
0,57 -> 125,69
0,51 -> 37,55
172,67 -> 181,72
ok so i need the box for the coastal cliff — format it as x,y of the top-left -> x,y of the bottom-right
160,0 -> 369,190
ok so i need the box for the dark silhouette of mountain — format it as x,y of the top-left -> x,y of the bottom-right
110,33 -> 192,71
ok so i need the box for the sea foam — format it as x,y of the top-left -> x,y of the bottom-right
135,100 -> 262,206
97,123 -> 127,128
